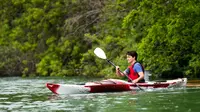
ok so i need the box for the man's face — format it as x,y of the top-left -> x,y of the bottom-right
126,55 -> 135,64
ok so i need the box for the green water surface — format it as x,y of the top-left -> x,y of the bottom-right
0,77 -> 199,112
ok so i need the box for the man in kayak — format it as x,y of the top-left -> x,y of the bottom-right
116,51 -> 145,84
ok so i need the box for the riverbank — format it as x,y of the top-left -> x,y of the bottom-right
187,80 -> 200,87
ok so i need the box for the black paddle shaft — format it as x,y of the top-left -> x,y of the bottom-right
106,59 -> 133,81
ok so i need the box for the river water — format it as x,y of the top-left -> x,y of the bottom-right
0,77 -> 200,112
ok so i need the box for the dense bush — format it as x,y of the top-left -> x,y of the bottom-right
0,0 -> 199,79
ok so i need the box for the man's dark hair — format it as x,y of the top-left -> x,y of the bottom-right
126,51 -> 138,60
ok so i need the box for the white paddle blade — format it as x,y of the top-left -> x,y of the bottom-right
94,47 -> 107,59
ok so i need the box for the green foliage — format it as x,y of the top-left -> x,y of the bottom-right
136,0 -> 200,78
0,0 -> 200,79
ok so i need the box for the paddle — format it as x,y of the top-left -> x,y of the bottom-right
94,47 -> 144,90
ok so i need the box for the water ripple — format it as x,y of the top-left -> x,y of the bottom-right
0,77 -> 200,112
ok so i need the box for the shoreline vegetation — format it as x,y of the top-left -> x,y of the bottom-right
1,0 -> 200,79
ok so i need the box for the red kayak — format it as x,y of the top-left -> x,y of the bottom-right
46,78 -> 187,94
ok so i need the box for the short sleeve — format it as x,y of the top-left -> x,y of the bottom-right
124,68 -> 130,74
133,63 -> 143,73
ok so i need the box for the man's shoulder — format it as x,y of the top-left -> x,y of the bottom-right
133,62 -> 143,69
133,62 -> 143,72
134,62 -> 142,66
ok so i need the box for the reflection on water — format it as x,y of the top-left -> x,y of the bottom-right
0,77 -> 200,112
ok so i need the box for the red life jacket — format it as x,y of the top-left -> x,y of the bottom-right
128,62 -> 145,82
